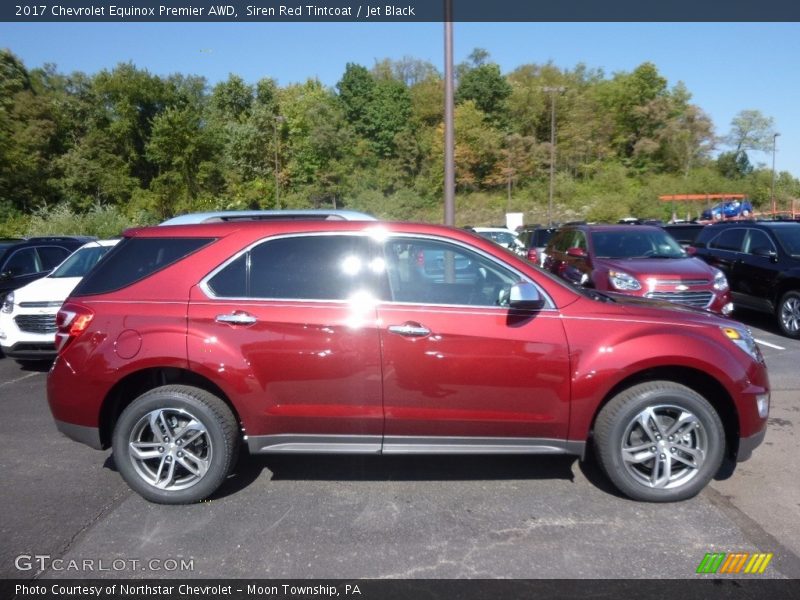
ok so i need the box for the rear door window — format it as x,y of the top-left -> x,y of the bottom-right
37,246 -> 71,270
206,235 -> 387,301
709,228 -> 746,252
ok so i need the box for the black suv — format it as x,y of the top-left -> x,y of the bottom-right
0,236 -> 95,297
690,221 -> 800,338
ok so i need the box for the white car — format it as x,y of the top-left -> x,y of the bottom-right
0,239 -> 118,362
471,227 -> 526,256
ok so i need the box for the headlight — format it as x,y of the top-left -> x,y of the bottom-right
608,270 -> 641,291
1,291 -> 13,314
721,326 -> 761,362
712,269 -> 729,292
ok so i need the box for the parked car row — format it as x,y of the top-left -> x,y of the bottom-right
541,223 -> 733,316
0,239 -> 119,361
689,221 -> 800,338
501,218 -> 800,339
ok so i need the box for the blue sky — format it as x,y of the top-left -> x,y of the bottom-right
2,22 -> 799,178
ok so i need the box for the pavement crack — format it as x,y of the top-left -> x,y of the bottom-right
32,487 -> 131,580
704,485 -> 800,578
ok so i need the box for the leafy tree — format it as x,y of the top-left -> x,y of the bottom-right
725,109 -> 776,154
456,51 -> 511,125
716,151 -> 753,178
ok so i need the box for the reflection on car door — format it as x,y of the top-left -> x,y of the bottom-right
187,234 -> 386,451
377,236 -> 571,452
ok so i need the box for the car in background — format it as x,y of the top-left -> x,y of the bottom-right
543,224 -> 732,315
0,240 -> 118,361
701,200 -> 753,221
471,227 -> 526,256
0,236 -> 96,298
160,209 -> 377,225
689,221 -> 800,338
48,220 -> 768,505
662,223 -> 707,249
517,226 -> 558,266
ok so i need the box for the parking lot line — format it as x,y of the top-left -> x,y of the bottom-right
754,339 -> 786,351
0,371 -> 40,389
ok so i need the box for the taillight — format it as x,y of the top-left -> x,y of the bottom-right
416,251 -> 425,266
526,248 -> 538,263
686,246 -> 697,255
55,303 -> 94,353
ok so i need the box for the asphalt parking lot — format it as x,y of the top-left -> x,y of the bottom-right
1,308 -> 798,580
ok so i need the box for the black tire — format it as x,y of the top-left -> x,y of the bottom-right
593,381 -> 725,502
776,290 -> 800,339
112,385 -> 239,504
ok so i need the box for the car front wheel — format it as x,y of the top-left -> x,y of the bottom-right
112,385 -> 239,504
593,381 -> 725,502
777,290 -> 800,339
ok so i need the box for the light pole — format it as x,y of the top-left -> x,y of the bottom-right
771,132 -> 780,217
542,86 -> 565,226
443,0 -> 455,227
274,115 -> 285,209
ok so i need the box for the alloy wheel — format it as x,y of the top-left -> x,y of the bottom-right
620,404 -> 707,489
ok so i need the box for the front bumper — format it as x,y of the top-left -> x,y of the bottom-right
737,427 -> 767,462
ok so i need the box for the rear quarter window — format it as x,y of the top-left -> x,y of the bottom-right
72,237 -> 215,296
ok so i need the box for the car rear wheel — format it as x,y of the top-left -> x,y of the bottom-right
593,381 -> 725,502
777,290 -> 800,339
112,385 -> 239,504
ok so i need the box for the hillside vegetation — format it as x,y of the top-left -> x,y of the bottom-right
1,48 -> 797,236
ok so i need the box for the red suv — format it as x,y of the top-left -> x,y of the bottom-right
543,225 -> 733,315
48,221 -> 769,504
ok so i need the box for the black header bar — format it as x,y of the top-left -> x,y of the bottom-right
4,0 -> 800,22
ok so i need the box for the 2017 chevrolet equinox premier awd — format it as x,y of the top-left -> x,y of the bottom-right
47,221 -> 769,504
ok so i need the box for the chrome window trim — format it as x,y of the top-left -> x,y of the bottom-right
198,230 -> 556,310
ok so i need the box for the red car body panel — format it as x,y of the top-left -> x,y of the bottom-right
186,290 -> 384,437
378,303 -> 571,439
47,221 -> 768,461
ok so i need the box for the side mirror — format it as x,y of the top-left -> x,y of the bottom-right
508,281 -> 545,310
566,247 -> 587,259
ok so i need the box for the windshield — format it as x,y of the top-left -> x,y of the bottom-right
50,244 -> 114,278
591,229 -> 686,259
771,226 -> 800,257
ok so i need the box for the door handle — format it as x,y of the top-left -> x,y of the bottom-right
388,322 -> 431,338
215,311 -> 257,325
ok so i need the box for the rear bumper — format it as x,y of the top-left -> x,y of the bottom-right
737,427 -> 767,462
54,419 -> 104,450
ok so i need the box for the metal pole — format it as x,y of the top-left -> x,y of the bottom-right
542,87 -> 565,226
771,132 -> 780,217
443,0 -> 455,227
274,115 -> 285,209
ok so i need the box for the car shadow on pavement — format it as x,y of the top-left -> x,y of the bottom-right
733,307 -> 784,337
17,360 -> 53,372
211,453 -> 584,501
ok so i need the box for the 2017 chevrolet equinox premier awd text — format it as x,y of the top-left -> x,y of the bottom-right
47,221 -> 769,504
